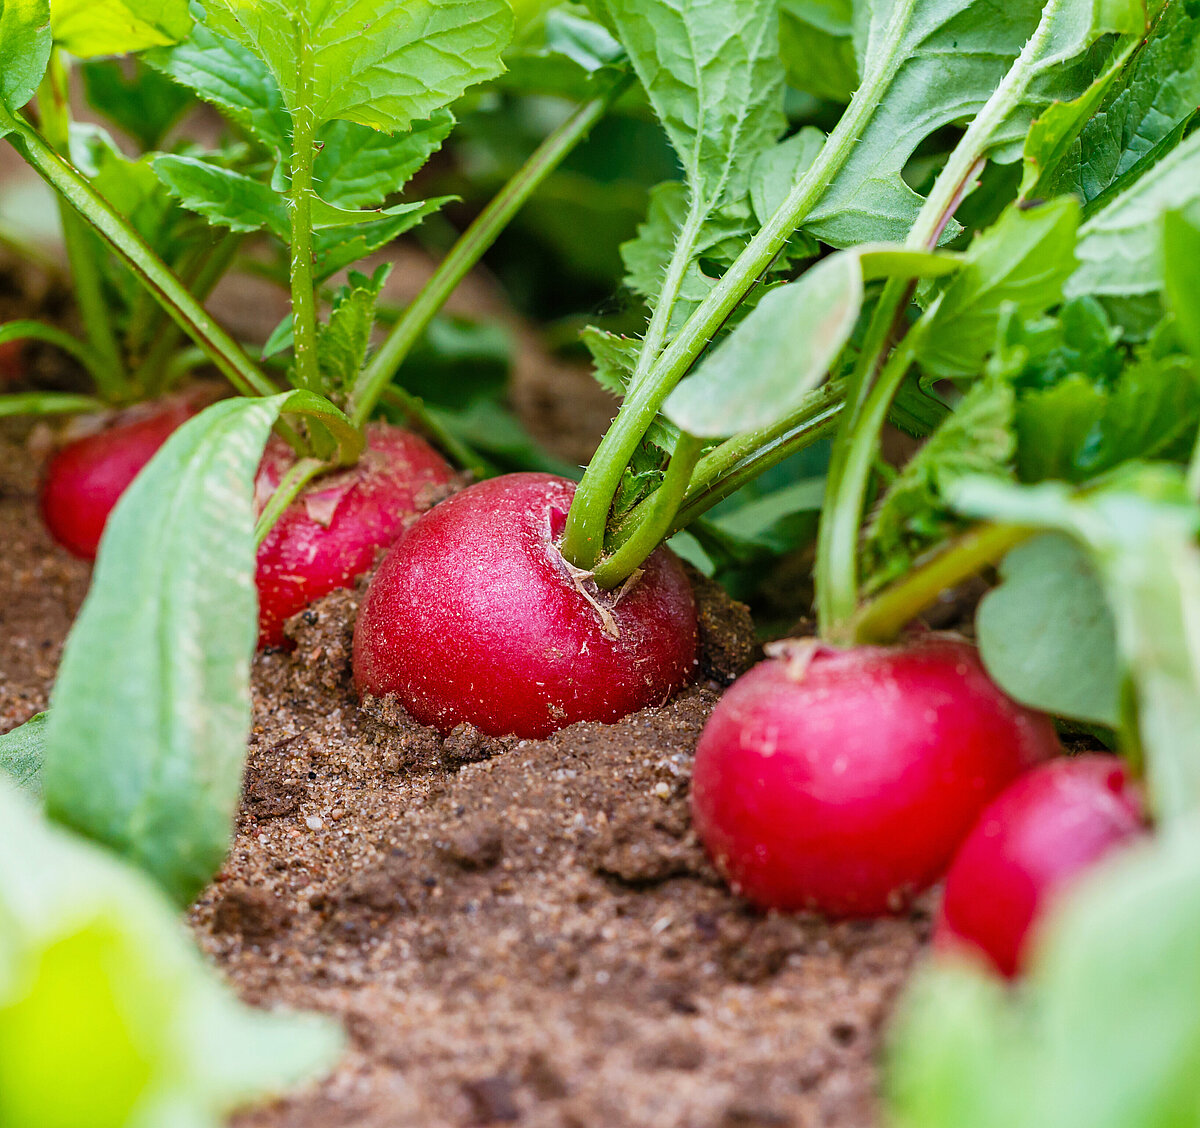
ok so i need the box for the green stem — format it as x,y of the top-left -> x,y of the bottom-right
350,73 -> 634,428
591,434 -> 704,588
288,54 -> 320,393
0,319 -> 111,386
559,0 -> 918,571
817,327 -> 924,635
137,235 -> 240,396
610,382 -> 846,547
38,50 -> 127,400
254,456 -> 327,547
849,523 -> 1031,643
4,112 -> 279,400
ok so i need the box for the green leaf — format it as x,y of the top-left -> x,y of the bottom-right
80,59 -> 193,150
976,534 -> 1121,727
318,265 -> 391,395
918,199 -> 1081,379
888,823 -> 1200,1128
203,0 -> 513,133
779,0 -> 858,103
0,779 -> 341,1127
315,111 -> 454,210
1164,204 -> 1200,358
0,0 -> 51,126
312,197 -> 451,281
665,250 -> 862,437
952,470 -> 1200,825
0,713 -> 46,798
153,153 -> 288,236
0,391 -> 108,417
146,19 -> 291,156
502,7 -> 627,98
864,377 -> 1015,591
789,0 -> 1141,247
581,325 -> 640,397
1067,130 -> 1200,300
51,0 -> 191,57
1033,0 -> 1200,206
42,391 -> 359,905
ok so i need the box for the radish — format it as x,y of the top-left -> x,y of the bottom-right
255,422 -> 456,648
690,636 -> 1061,917
935,754 -> 1146,976
351,472 -> 699,737
40,397 -> 200,560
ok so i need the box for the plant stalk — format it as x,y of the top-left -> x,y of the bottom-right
849,522 -> 1031,643
3,113 -> 279,400
558,0 -> 919,571
254,456 -> 327,547
288,38 -> 320,395
38,50 -> 127,399
350,72 -> 634,428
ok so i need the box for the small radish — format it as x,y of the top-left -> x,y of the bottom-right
934,754 -> 1145,977
40,397 -> 200,560
352,472 -> 698,737
690,636 -> 1061,917
255,422 -> 456,648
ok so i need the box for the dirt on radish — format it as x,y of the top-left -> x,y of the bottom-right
0,416 -> 928,1127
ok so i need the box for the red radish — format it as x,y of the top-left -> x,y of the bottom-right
40,397 -> 200,560
935,754 -> 1145,977
690,636 -> 1061,917
352,472 -> 698,738
255,422 -> 456,648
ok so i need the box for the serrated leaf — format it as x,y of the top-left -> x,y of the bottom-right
315,111 -> 454,210
977,533 -> 1121,726
1068,131 -> 1200,299
51,0 -> 191,57
146,19 -> 291,156
80,59 -> 193,150
312,196 -> 451,280
919,199 -> 1081,379
203,0 -> 513,133
154,153 -> 288,236
581,325 -> 640,397
0,712 -> 46,798
864,377 -> 1015,590
1034,0 -> 1200,206
665,250 -> 863,436
42,391 -> 358,905
0,779 -> 341,1126
318,265 -> 390,394
0,0 -> 51,126
952,469 -> 1200,824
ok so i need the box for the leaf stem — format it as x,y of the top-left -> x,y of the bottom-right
350,73 -> 634,428
288,45 -> 320,394
38,50 -> 127,400
558,0 -> 919,571
848,522 -> 1031,643
590,434 -> 703,588
254,456 -> 327,547
3,112 -> 280,400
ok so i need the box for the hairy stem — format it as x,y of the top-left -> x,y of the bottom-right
38,50 -> 127,399
288,48 -> 320,394
3,112 -> 279,400
849,523 -> 1031,643
559,0 -> 918,571
350,74 -> 633,428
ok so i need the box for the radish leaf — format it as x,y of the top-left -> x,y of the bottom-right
0,0 -> 51,128
43,392 -> 360,904
0,713 -> 46,799
51,0 -> 191,57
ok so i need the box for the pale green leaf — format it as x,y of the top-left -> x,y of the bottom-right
313,196 -> 451,280
977,534 -> 1121,727
52,0 -> 191,57
0,0 -> 51,124
1068,131 -> 1200,299
204,0 -> 513,132
0,713 -> 46,798
0,779 -> 341,1126
42,392 -> 358,904
665,250 -> 862,436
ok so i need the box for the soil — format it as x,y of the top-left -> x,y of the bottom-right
0,245 -> 929,1127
